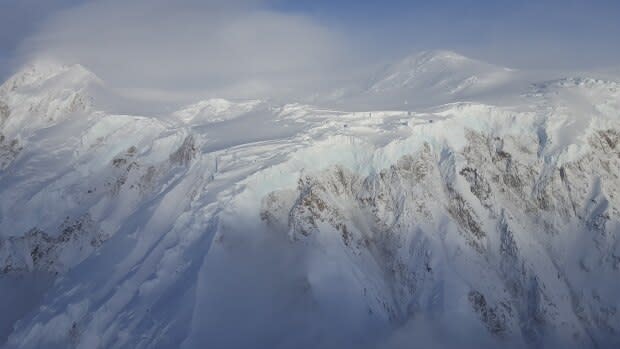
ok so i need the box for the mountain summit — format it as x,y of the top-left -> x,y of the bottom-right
370,50 -> 512,92
328,50 -> 517,109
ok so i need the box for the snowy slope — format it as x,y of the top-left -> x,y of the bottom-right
1,54 -> 620,348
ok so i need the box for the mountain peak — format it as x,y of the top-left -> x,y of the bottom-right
365,50 -> 514,101
409,49 -> 472,63
173,98 -> 265,124
0,61 -> 102,135
390,50 -> 507,74
0,60 -> 101,94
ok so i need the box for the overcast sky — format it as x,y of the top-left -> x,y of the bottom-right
1,0 -> 619,100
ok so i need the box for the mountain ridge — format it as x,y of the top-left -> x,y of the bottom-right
1,51 -> 619,348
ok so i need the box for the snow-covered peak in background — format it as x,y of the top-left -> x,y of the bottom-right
324,50 -> 519,110
173,98 -> 266,124
370,50 -> 512,92
0,61 -> 101,94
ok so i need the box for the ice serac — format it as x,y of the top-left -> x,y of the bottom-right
1,53 -> 620,349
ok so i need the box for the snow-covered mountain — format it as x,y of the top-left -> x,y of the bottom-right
326,50 -> 520,110
369,50 -> 513,93
173,98 -> 267,125
1,53 -> 619,348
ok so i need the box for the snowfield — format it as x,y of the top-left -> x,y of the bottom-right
1,51 -> 620,348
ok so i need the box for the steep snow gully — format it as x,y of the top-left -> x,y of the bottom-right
1,52 -> 620,348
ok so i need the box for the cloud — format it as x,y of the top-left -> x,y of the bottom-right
9,0 -> 620,105
0,0 -> 86,77
16,0 -> 349,102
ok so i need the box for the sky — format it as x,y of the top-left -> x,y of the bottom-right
272,0 -> 620,68
1,0 -> 619,101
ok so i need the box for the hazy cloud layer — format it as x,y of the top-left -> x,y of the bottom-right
14,0 -> 351,102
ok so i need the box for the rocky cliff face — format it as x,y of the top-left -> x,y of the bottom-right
259,125 -> 620,347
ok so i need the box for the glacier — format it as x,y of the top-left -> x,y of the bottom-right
0,51 -> 619,348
